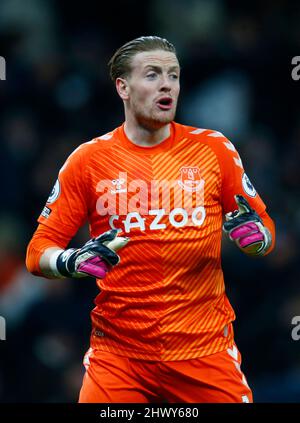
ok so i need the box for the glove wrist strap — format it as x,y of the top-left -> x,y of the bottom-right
49,249 -> 65,277
256,226 -> 272,256
56,248 -> 77,277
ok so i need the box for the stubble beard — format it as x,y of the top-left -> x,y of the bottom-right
134,104 -> 177,131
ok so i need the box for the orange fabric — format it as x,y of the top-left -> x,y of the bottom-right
26,225 -> 71,276
28,121 -> 275,361
78,345 -> 253,403
260,210 -> 275,255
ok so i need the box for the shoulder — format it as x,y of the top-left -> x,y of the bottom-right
178,123 -> 239,157
74,128 -> 119,156
63,128 -> 119,164
176,123 -> 243,172
178,123 -> 228,144
58,127 -> 120,176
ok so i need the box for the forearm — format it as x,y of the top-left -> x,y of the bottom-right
26,224 -> 70,279
26,225 -> 127,280
39,247 -> 65,278
26,239 -> 65,279
260,211 -> 275,256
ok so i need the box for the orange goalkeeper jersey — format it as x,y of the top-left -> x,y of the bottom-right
33,122 -> 274,360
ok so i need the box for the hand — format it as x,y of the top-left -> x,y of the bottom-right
223,195 -> 271,256
56,229 -> 129,278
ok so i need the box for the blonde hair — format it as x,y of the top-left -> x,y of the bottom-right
108,36 -> 177,82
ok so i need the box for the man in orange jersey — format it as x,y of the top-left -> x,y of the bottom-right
26,36 -> 275,403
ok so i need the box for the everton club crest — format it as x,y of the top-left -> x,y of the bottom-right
178,166 -> 204,192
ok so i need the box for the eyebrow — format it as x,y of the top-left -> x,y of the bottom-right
144,65 -> 180,73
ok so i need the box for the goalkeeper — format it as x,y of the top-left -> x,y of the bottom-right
26,36 -> 275,403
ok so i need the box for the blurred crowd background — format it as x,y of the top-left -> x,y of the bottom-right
0,0 -> 300,402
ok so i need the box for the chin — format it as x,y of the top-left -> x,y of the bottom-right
150,117 -> 173,130
155,110 -> 176,124
137,109 -> 176,130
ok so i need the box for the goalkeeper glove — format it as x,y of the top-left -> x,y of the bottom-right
223,195 -> 272,256
54,229 -> 129,278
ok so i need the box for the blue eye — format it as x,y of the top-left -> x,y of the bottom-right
146,73 -> 157,79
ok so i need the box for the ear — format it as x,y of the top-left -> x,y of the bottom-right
116,77 -> 130,100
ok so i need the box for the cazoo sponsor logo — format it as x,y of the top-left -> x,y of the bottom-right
95,171 -> 206,233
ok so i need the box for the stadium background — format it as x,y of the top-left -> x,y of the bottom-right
0,0 -> 299,402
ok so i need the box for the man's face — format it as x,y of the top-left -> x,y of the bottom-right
122,50 -> 180,129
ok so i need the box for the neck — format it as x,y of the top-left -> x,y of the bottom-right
124,118 -> 171,147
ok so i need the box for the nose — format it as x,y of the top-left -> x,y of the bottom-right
159,74 -> 172,91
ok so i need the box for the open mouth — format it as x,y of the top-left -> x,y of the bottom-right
157,97 -> 173,110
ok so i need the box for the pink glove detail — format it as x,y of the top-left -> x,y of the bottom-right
238,231 -> 265,248
223,195 -> 272,256
77,257 -> 109,279
230,222 -> 258,239
230,222 -> 265,249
